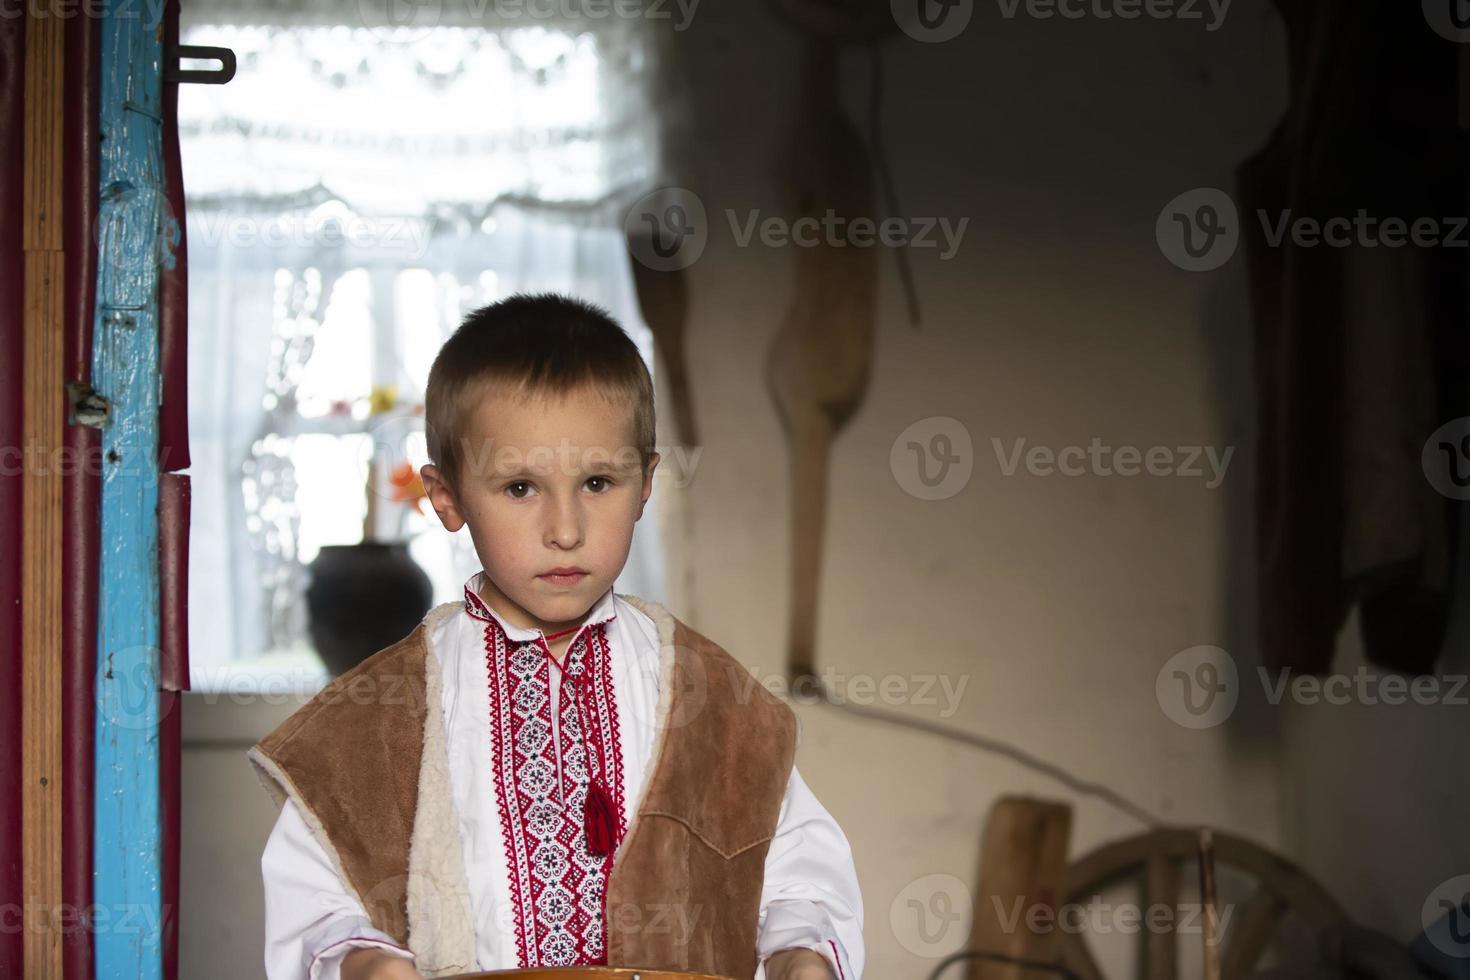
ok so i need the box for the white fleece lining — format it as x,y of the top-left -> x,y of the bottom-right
405,600 -> 477,977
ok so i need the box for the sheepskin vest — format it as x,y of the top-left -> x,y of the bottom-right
247,595 -> 797,980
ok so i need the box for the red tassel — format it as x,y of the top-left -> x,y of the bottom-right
584,779 -> 616,857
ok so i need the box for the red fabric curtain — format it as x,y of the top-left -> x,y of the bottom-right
0,13 -> 28,974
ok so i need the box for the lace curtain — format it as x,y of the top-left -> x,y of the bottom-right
180,2 -> 676,688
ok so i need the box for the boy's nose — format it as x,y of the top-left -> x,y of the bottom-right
544,499 -> 585,548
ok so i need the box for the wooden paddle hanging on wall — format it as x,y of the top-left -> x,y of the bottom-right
628,254 -> 697,449
765,32 -> 876,685
761,0 -> 911,684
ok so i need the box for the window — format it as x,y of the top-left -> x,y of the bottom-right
179,11 -> 671,692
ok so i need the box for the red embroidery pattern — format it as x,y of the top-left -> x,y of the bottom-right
467,586 -> 626,969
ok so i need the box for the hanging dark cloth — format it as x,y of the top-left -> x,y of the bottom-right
1236,1 -> 1468,675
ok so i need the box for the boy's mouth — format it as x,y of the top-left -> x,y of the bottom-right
539,567 -> 589,587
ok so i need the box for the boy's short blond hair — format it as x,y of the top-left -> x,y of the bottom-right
424,293 -> 656,492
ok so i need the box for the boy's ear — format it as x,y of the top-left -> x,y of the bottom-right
635,451 -> 661,521
420,463 -> 467,532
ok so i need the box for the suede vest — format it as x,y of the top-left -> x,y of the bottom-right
248,595 -> 797,980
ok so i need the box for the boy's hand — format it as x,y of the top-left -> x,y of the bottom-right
339,947 -> 424,980
765,947 -> 838,980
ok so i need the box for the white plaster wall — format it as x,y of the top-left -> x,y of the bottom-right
1278,608 -> 1470,947
180,693 -> 312,980
655,5 -> 1291,979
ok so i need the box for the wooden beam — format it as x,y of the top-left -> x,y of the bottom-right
92,0 -> 167,976
22,9 -> 66,979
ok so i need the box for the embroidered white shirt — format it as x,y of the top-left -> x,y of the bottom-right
261,572 -> 865,980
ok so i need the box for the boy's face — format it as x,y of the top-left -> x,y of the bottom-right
420,384 -> 659,634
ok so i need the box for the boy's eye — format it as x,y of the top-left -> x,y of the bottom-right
503,478 -> 611,498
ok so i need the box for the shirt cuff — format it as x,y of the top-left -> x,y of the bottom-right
305,916 -> 415,980
760,942 -> 850,980
759,900 -> 851,980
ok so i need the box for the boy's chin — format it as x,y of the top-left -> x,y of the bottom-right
526,580 -> 599,614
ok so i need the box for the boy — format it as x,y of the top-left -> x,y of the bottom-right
251,294 -> 863,980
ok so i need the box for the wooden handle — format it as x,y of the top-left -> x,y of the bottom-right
1198,828 -> 1221,980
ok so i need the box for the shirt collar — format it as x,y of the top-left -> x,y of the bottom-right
462,570 -> 617,644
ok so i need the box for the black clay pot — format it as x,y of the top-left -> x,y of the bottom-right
305,542 -> 434,676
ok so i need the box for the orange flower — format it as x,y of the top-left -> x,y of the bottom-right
388,461 -> 428,514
